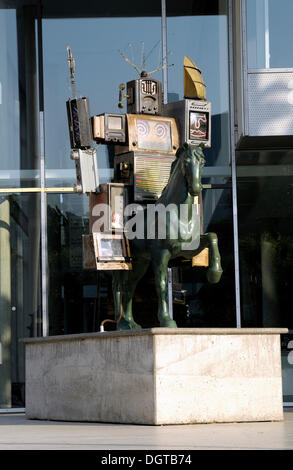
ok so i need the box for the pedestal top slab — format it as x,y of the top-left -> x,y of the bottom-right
21,327 -> 288,344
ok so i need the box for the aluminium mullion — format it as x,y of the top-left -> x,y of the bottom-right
161,0 -> 168,105
37,4 -> 49,337
161,0 -> 173,320
229,0 -> 241,328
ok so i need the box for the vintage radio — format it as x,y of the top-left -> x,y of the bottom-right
114,152 -> 175,202
163,99 -> 211,148
126,73 -> 162,115
89,183 -> 128,233
66,97 -> 93,149
114,114 -> 179,156
91,113 -> 126,144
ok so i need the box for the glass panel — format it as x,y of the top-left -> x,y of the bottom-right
237,150 -> 293,328
165,0 -> 235,326
167,0 -> 231,171
247,0 -> 293,69
237,150 -> 293,401
43,17 -> 162,186
0,6 -> 40,188
0,194 -> 41,408
172,187 -> 235,327
47,193 -> 114,334
0,9 -> 19,182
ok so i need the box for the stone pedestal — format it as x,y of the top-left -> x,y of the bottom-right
23,328 -> 287,424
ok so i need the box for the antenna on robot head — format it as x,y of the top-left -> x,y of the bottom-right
147,63 -> 174,76
119,50 -> 141,76
119,49 -> 174,78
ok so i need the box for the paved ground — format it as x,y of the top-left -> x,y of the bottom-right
0,409 -> 293,450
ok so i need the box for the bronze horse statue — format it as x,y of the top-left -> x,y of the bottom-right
112,143 -> 223,329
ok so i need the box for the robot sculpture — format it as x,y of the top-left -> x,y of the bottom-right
65,47 -> 223,330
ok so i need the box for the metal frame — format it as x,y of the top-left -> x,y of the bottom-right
0,408 -> 25,414
248,68 -> 293,74
161,0 -> 173,320
161,0 -> 168,106
228,0 -> 242,327
0,187 -> 75,193
36,4 -> 49,337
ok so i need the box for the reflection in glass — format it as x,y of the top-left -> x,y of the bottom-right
172,187 -> 235,328
0,194 -> 41,408
237,150 -> 293,328
47,193 -> 113,335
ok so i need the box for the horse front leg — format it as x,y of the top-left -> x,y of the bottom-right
151,249 -> 177,328
199,232 -> 223,284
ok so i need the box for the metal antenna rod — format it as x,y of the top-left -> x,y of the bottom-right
144,39 -> 161,64
119,50 -> 141,76
148,63 -> 174,76
67,45 -> 77,98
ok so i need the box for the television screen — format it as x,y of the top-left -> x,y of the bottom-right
99,237 -> 124,259
108,115 -> 123,130
189,111 -> 209,141
136,118 -> 172,151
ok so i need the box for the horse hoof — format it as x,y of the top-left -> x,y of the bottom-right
117,317 -> 142,330
160,318 -> 178,328
207,268 -> 223,284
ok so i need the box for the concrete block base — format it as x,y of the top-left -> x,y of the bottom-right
23,328 -> 287,424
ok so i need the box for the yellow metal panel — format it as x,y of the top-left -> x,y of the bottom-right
184,56 -> 206,100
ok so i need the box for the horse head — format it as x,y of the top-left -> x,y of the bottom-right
177,143 -> 205,197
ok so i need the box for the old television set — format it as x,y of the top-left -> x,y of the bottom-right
96,233 -> 127,262
189,109 -> 209,142
92,113 -> 126,143
163,99 -> 211,148
82,232 -> 132,271
115,114 -> 179,155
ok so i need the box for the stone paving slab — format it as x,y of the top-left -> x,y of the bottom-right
0,411 -> 293,450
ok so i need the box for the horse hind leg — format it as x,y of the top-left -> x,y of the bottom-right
115,259 -> 150,330
201,232 -> 223,284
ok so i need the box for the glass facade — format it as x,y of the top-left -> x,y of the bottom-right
236,152 -> 293,402
247,0 -> 293,69
167,0 -> 235,328
0,193 -> 41,407
239,0 -> 293,402
43,16 -> 162,184
0,0 -> 291,409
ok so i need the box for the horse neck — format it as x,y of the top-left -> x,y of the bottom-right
159,158 -> 193,208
